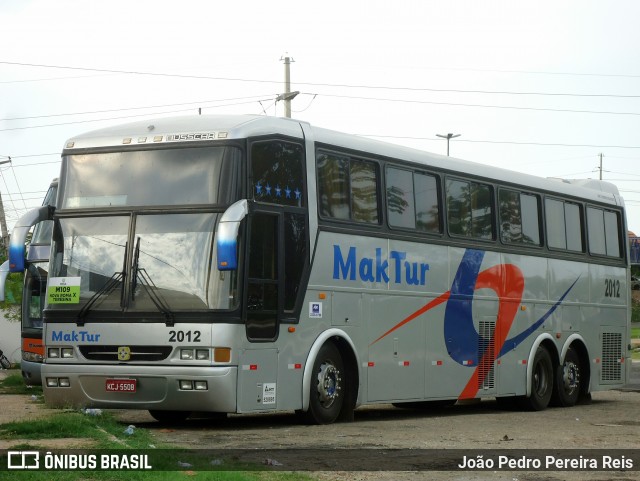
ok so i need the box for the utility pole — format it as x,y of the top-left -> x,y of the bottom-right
598,152 -> 604,180
436,133 -> 461,156
278,55 -> 299,118
0,191 -> 8,258
0,158 -> 12,258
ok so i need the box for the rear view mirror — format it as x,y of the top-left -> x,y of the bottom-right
216,199 -> 248,271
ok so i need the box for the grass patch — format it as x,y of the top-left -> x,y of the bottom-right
632,296 -> 640,323
0,410 -> 157,449
0,372 -> 42,395
0,405 -> 315,481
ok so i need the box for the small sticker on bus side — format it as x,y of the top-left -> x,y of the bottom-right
309,302 -> 323,318
262,383 -> 276,404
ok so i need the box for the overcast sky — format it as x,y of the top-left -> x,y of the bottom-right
2,0 -> 640,237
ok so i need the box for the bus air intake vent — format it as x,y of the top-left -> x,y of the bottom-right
601,332 -> 622,382
79,345 -> 172,362
478,320 -> 496,390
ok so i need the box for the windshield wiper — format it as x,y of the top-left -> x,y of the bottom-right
132,237 -> 175,326
76,242 -> 128,325
75,273 -> 124,326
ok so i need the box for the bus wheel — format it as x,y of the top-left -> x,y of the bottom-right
306,343 -> 344,424
551,347 -> 581,407
521,346 -> 553,411
148,410 -> 191,424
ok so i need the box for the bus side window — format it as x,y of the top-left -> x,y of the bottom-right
251,141 -> 304,208
317,152 -> 380,224
446,178 -> 494,240
545,198 -> 584,253
587,206 -> 621,258
499,189 -> 541,246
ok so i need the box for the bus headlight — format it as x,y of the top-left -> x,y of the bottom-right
180,349 -> 194,360
48,348 -> 60,359
196,349 -> 209,360
22,352 -> 44,363
61,348 -> 74,358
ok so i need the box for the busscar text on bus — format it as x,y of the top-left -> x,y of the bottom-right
0,179 -> 57,385
7,115 -> 631,424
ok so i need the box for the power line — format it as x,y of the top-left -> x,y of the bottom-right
0,99 -> 266,132
4,60 -> 640,99
10,160 -> 61,167
322,93 -> 640,117
355,133 -> 640,150
0,73 -> 118,84
0,95 -> 275,122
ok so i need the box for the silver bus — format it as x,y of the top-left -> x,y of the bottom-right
10,115 -> 630,424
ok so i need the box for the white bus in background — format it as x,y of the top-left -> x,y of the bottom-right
10,115 -> 630,424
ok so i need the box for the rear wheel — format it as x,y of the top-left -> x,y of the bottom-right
520,345 -> 553,411
551,347 -> 581,407
306,343 -> 345,424
148,410 -> 191,424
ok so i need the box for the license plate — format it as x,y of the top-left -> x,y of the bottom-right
105,379 -> 137,392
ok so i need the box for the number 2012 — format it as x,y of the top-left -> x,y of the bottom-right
605,279 -> 620,298
169,330 -> 201,342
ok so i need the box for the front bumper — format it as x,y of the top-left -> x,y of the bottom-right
42,363 -> 238,412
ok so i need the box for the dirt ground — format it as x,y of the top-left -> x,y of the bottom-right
2,367 -> 640,480
117,388 -> 640,481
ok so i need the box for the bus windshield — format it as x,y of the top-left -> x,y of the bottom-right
49,146 -> 242,314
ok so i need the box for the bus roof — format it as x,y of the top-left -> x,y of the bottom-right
63,114 -> 621,207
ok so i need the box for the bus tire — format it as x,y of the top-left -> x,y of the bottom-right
521,345 -> 553,411
551,347 -> 581,407
148,410 -> 191,424
306,342 -> 345,425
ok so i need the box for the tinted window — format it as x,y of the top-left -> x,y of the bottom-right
545,199 -> 566,249
499,189 -> 540,246
317,152 -> 379,224
317,153 -> 349,219
446,178 -> 493,240
414,173 -> 440,233
246,214 -> 278,340
387,168 -> 416,229
387,167 -> 440,233
351,160 -> 379,223
545,198 -> 583,252
587,207 -> 606,255
604,211 -> 621,257
565,203 -> 583,252
284,213 -> 307,311
252,140 -> 305,207
587,206 -> 621,258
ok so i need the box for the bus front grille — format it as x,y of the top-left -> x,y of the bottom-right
78,345 -> 173,362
